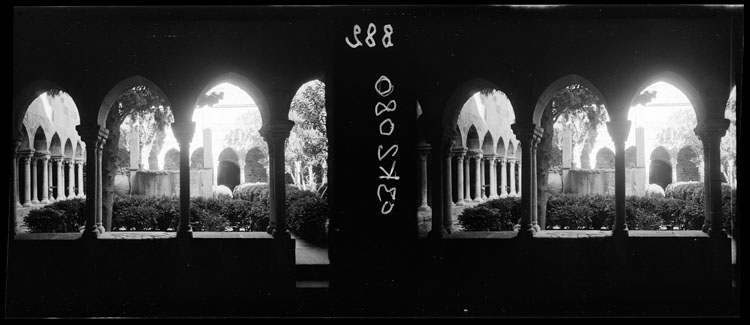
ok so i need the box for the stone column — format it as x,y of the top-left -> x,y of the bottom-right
76,160 -> 85,198
463,156 -> 471,203
66,158 -> 76,199
48,160 -> 54,202
417,145 -> 431,212
488,155 -> 498,199
21,153 -> 33,207
172,122 -> 196,238
260,120 -> 295,239
40,154 -> 50,204
607,120 -> 632,236
499,157 -> 507,198
473,152 -> 483,202
443,141 -> 455,232
695,119 -> 731,237
480,157 -> 487,200
511,123 -> 543,237
508,158 -> 516,197
54,157 -> 65,200
516,160 -> 522,197
96,140 -> 106,233
454,149 -> 466,206
30,156 -> 39,204
239,160 -> 246,185
76,125 -> 108,239
635,126 -> 647,196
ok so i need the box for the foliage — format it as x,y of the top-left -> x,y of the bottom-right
286,195 -> 330,244
646,184 -> 666,198
458,198 -> 519,231
287,80 -> 327,191
23,198 -> 86,233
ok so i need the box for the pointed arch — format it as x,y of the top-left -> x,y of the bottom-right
75,142 -> 84,159
506,140 -> 515,158
218,147 -> 240,163
13,79 -> 69,145
496,137 -> 506,157
444,78 -> 504,134
49,133 -> 62,156
466,125 -> 480,150
481,131 -> 494,155
98,75 -> 173,127
630,71 -> 706,125
163,148 -> 180,171
533,74 -> 609,125
33,126 -> 48,152
63,139 -> 74,158
194,72 -> 270,126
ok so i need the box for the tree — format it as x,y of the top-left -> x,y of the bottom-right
286,81 -> 327,191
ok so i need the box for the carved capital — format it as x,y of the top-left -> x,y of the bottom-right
452,147 -> 467,161
694,118 -> 730,143
171,121 -> 196,145
510,123 -> 544,147
606,120 -> 632,144
417,144 -> 431,160
259,119 -> 294,145
76,125 -> 109,148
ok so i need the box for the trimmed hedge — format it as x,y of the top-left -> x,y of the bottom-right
23,190 -> 330,242
459,193 -> 734,232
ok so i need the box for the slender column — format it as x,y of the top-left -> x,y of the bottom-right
30,157 -> 39,204
607,120 -> 631,236
499,157 -> 507,198
695,119 -> 731,237
77,125 -> 108,239
473,152 -> 483,202
454,149 -> 466,206
443,141 -> 455,232
463,156 -> 471,203
530,147 -> 539,230
480,157 -> 487,200
95,142 -> 106,233
517,160 -> 522,197
76,160 -> 85,198
14,155 -> 22,208
508,158 -> 516,197
511,123 -> 543,237
488,156 -> 498,199
47,160 -> 54,202
55,157 -> 65,200
260,120 -> 295,239
22,154 -> 32,207
172,122 -> 196,238
66,158 -> 76,199
417,145 -> 431,212
40,154 -> 50,204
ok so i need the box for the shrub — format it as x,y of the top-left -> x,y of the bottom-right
286,195 -> 330,243
23,198 -> 86,233
191,209 -> 230,231
213,185 -> 233,199
646,184 -> 665,198
458,197 -> 518,231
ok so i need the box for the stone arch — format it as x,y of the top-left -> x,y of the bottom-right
75,142 -> 83,159
49,133 -> 62,156
453,126 -> 463,148
649,146 -> 672,189
625,146 -> 637,168
515,143 -> 521,161
163,148 -> 180,171
218,147 -> 241,191
64,139 -> 74,158
33,126 -> 48,152
444,78 -> 507,137
676,146 -> 701,182
595,147 -> 615,169
218,147 -> 239,163
466,125 -> 480,150
630,71 -> 706,126
190,147 -> 204,169
533,74 -> 609,126
194,72 -> 270,127
496,137 -> 506,158
13,80 -> 69,148
481,131 -> 494,155
97,75 -> 172,128
245,146 -> 268,183
507,140 -> 515,158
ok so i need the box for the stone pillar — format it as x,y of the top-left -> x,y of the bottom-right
463,156 -> 471,203
47,160 -> 54,202
695,119 -> 731,237
607,120 -> 632,236
488,155 -> 498,199
508,158 -> 516,197
54,157 -> 65,200
95,140 -> 106,233
40,154 -> 50,204
427,136 -> 452,238
260,120 -> 295,239
479,156 -> 486,200
443,141 -> 455,231
21,153 -> 33,207
66,158 -> 76,199
635,126 -> 647,196
76,160 -> 85,198
499,157 -> 507,198
517,160 -> 522,197
239,161 -> 246,185
417,145 -> 431,212
30,156 -> 39,204
511,123 -> 543,237
454,149 -> 466,206
473,152 -> 483,202
172,122 -> 196,238
77,125 -> 108,239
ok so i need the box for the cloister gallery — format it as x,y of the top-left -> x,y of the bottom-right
9,6 -> 741,317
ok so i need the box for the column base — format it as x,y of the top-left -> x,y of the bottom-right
514,224 -> 536,238
611,228 -> 629,237
31,199 -> 40,204
176,230 -> 194,239
473,198 -> 482,203
489,195 -> 498,200
67,194 -> 76,199
500,193 -> 507,198
96,225 -> 106,234
23,202 -> 32,207
455,200 -> 465,206
40,199 -> 50,204
532,224 -> 541,232
81,230 -> 100,240
271,230 -> 291,240
463,198 -> 472,204
16,202 -> 23,208
417,204 -> 432,212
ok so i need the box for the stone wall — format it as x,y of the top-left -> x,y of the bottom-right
130,169 -> 213,198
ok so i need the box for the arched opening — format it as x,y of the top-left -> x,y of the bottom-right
33,127 -> 48,203
481,131 -> 494,199
496,138 -> 506,196
451,126 -> 464,204
63,140 -> 74,197
287,79 -> 327,193
49,133 -> 62,200
595,147 -> 615,169
649,146 -> 672,190
506,141 -> 515,197
676,146 -> 700,182
245,147 -> 268,183
466,125 -> 480,200
163,148 -> 180,171
218,147 -> 240,191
